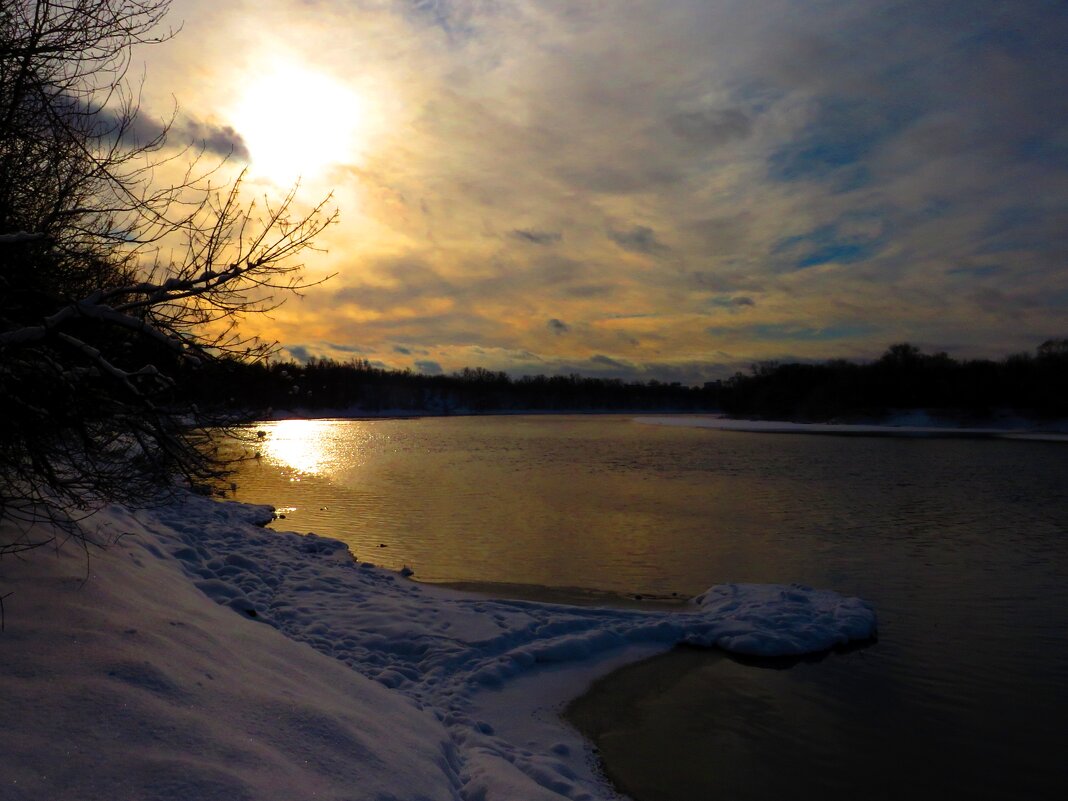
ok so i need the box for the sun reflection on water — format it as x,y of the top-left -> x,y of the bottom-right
259,419 -> 341,476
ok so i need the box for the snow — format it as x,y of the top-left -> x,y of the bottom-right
0,230 -> 44,244
1,495 -> 876,800
637,414 -> 1068,441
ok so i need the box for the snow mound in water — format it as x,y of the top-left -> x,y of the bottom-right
692,582 -> 876,655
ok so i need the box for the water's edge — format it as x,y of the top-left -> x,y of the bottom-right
420,578 -> 690,609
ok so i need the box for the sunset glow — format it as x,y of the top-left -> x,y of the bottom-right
230,63 -> 367,185
144,0 -> 1068,381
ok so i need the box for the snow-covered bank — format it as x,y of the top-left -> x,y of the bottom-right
637,414 -> 1068,441
1,496 -> 876,800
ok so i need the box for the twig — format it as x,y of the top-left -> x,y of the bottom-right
0,592 -> 12,632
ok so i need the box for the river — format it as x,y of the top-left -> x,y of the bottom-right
228,415 -> 1068,800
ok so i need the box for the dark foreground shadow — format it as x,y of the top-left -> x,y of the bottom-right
564,635 -> 1061,801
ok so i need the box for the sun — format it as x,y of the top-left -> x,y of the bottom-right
231,63 -> 366,185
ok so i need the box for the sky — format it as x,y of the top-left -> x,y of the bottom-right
137,0 -> 1068,382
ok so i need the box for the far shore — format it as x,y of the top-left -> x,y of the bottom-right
238,408 -> 1068,441
259,407 -> 711,421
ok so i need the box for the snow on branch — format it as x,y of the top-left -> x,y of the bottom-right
0,1 -> 336,541
0,231 -> 45,244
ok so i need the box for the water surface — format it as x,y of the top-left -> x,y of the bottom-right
230,415 -> 1068,800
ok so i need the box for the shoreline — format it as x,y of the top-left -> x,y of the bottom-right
244,409 -> 1068,442
635,414 -> 1068,441
564,646 -> 731,801
563,640 -> 884,801
420,578 -> 691,609
263,407 -> 715,421
1,493 -> 876,801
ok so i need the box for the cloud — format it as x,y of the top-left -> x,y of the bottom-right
706,323 -> 876,342
156,0 -> 1068,375
414,359 -> 443,375
282,344 -> 312,363
511,228 -> 562,245
326,343 -> 371,354
564,163 -> 682,195
399,0 -> 484,40
946,265 -> 1004,279
547,318 -> 570,335
117,109 -> 250,159
667,107 -> 752,147
332,259 -> 456,307
608,225 -> 667,254
589,354 -> 631,370
179,119 -> 250,160
709,296 -> 756,309
561,284 -> 616,299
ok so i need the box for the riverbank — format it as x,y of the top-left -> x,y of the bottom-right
423,579 -> 690,609
257,407 -> 1068,441
1,493 -> 875,800
636,413 -> 1068,441
565,647 -> 737,801
260,406 -> 708,421
565,646 -> 882,801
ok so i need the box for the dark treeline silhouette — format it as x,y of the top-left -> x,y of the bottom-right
179,339 -> 1067,421
718,340 -> 1068,421
180,358 -> 719,415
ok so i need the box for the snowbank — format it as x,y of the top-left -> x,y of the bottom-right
0,504 -> 456,801
1,496 -> 876,800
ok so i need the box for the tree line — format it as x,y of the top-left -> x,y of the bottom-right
717,341 -> 1068,421
179,358 -> 720,414
178,339 -> 1067,421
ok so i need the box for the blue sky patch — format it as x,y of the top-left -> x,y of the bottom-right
795,242 -> 872,269
774,219 -> 885,270
768,96 -> 917,185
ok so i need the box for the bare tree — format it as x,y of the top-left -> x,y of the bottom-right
0,1 -> 336,550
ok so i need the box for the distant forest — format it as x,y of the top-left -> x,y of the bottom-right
183,340 -> 1068,421
717,340 -> 1068,421
185,359 -> 718,415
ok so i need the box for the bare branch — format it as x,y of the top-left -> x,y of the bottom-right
0,1 -> 336,547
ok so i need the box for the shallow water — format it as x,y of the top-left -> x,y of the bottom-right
229,415 -> 1068,800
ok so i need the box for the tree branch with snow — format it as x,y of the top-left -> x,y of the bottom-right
0,1 -> 336,547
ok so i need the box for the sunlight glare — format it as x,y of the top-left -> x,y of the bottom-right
231,63 -> 366,185
260,419 -> 338,475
